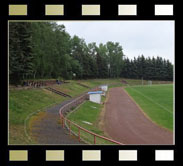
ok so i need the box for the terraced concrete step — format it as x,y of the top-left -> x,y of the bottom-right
45,87 -> 72,98
77,82 -> 90,88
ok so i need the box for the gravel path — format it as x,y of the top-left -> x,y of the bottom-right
104,87 -> 173,145
31,99 -> 82,144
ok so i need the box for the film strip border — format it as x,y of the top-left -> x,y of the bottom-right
8,4 -> 174,16
2,1 -> 180,166
7,149 -> 175,162
5,0 -> 177,20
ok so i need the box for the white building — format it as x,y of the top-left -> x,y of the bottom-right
88,91 -> 103,104
100,85 -> 108,92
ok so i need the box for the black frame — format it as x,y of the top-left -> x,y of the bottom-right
1,0 -> 181,166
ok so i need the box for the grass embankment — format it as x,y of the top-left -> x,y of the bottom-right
9,79 -> 122,145
52,79 -> 123,97
79,78 -> 122,88
125,84 -> 173,131
9,88 -> 67,144
52,82 -> 89,97
9,80 -> 94,145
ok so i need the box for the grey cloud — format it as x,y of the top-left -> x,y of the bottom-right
57,21 -> 174,63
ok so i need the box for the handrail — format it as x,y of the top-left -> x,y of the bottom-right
59,94 -> 124,145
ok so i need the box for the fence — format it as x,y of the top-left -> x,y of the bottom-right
59,94 -> 123,145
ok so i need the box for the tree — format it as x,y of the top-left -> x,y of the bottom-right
106,42 -> 124,78
9,22 -> 33,84
9,22 -> 173,84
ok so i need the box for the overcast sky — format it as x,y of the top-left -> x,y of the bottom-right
57,21 -> 174,64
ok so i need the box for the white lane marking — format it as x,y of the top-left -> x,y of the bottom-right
127,85 -> 172,114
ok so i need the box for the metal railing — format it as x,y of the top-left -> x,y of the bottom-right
59,94 -> 123,145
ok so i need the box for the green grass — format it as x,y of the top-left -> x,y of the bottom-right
79,78 -> 122,88
123,78 -> 173,86
9,79 -> 105,145
53,79 -> 123,97
125,84 -> 173,131
67,100 -> 114,144
9,78 -> 172,145
53,82 -> 89,97
9,89 -> 67,125
9,80 -> 101,145
9,88 -> 68,144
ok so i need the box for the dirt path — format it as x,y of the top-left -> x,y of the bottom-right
30,99 -> 82,144
104,87 -> 173,145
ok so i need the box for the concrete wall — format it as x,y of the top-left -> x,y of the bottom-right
89,94 -> 101,104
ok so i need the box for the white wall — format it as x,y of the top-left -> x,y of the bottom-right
101,85 -> 108,92
89,94 -> 101,104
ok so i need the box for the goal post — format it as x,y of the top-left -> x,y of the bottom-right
148,80 -> 152,86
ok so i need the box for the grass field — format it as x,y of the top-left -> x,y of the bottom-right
123,79 -> 173,86
66,100 -> 114,144
125,84 -> 173,131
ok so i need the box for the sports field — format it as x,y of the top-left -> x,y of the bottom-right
125,84 -> 173,131
9,79 -> 173,145
66,100 -> 114,144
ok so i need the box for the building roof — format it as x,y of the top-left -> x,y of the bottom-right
88,91 -> 103,94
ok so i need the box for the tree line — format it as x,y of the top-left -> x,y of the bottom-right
121,56 -> 173,80
9,22 -> 173,84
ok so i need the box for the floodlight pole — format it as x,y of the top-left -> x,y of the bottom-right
108,64 -> 110,78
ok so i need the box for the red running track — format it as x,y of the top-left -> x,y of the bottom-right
103,87 -> 173,145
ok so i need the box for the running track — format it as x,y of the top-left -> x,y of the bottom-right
104,87 -> 173,145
